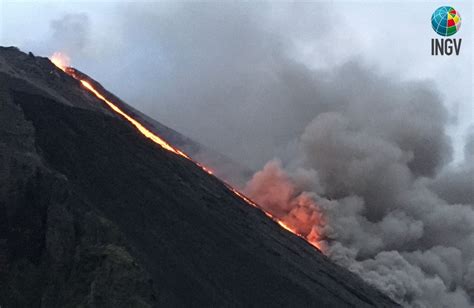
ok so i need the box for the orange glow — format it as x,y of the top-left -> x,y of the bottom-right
227,184 -> 321,249
196,162 -> 214,175
52,57 -> 321,251
50,52 -> 70,72
277,220 -> 321,249
80,80 -> 190,158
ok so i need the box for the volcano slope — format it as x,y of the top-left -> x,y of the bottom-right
0,47 -> 397,307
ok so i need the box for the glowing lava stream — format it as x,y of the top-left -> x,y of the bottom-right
56,61 -> 320,250
80,80 -> 189,157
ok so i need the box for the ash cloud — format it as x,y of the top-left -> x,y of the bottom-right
430,127 -> 474,206
101,2 -> 338,170
245,114 -> 473,307
50,13 -> 89,54
34,13 -> 90,64
13,12 -> 90,63
243,68 -> 474,306
45,3 -> 473,306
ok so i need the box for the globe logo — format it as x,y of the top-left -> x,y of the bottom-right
431,6 -> 461,36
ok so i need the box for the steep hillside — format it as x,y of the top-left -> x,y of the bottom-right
0,47 -> 397,307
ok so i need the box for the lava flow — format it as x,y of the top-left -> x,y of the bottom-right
50,52 -> 70,72
51,54 -> 321,250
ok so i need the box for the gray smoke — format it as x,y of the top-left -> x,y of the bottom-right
243,70 -> 474,306
81,2 -> 340,170
42,3 -> 473,306
49,13 -> 90,56
430,127 -> 474,205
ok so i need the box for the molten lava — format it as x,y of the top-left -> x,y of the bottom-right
50,52 -> 70,72
80,80 -> 189,157
50,53 -> 321,250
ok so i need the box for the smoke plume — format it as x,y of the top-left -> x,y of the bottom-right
51,13 -> 89,52
244,70 -> 473,306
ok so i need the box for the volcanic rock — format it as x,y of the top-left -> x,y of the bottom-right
0,47 -> 397,307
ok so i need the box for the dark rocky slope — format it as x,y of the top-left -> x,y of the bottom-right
0,47 -> 397,307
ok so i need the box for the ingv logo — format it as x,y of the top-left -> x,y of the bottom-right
431,6 -> 462,56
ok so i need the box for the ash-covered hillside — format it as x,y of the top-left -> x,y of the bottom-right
0,47 -> 397,307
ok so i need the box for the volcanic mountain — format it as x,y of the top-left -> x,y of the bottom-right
0,47 -> 397,307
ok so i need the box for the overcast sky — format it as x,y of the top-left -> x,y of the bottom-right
0,0 -> 472,167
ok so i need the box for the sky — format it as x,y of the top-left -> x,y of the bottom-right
0,0 -> 472,168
